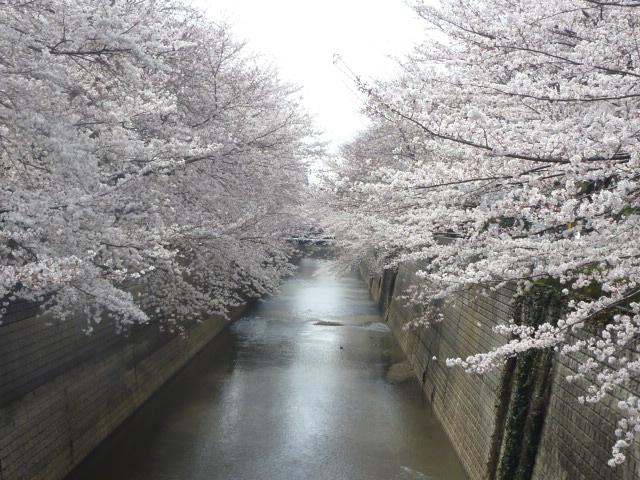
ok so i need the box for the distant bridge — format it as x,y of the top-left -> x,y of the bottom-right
286,236 -> 335,246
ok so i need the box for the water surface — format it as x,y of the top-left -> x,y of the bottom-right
67,258 -> 467,480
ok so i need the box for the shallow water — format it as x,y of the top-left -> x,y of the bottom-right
67,258 -> 467,480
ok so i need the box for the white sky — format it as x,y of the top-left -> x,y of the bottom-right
192,0 -> 426,151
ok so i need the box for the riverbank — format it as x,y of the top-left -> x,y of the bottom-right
360,258 -> 640,480
0,292 -> 252,480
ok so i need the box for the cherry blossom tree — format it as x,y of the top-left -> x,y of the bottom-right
321,0 -> 640,466
1,0 -> 316,331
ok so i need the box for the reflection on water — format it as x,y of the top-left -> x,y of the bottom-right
66,259 -> 468,480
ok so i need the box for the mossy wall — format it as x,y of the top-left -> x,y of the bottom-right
360,258 -> 640,480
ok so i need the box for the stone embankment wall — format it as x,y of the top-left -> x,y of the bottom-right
361,259 -> 640,480
0,300 -> 249,480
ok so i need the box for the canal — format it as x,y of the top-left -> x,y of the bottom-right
66,258 -> 467,480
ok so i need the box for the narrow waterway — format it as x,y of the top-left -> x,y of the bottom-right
67,258 -> 467,480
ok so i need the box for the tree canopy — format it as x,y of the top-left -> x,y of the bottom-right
1,0 -> 316,331
321,0 -> 640,466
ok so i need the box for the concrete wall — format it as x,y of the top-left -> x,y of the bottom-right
534,341 -> 640,480
361,259 -> 640,480
0,299 -> 249,480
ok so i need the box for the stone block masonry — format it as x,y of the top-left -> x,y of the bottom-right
0,300 -> 250,480
360,259 -> 640,480
533,340 -> 640,480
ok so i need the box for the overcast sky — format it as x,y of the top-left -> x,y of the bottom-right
192,0 -> 425,151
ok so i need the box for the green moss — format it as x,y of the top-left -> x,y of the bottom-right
620,205 -> 640,217
488,357 -> 517,480
495,288 -> 561,480
498,351 -> 536,480
516,349 -> 553,479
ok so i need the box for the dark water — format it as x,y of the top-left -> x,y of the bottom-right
67,258 -> 467,480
